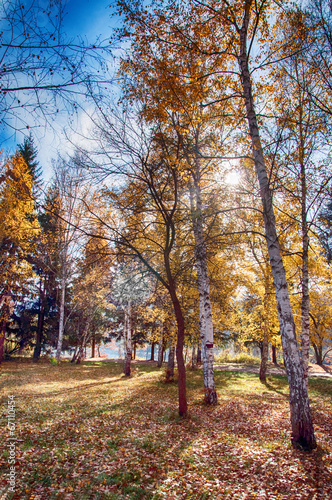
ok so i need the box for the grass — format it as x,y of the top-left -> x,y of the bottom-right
0,359 -> 331,499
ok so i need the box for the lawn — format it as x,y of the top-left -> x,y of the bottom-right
0,359 -> 332,499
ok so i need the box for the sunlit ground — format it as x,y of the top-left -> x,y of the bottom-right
1,359 -> 331,499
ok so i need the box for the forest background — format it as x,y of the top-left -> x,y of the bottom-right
1,0 -> 332,453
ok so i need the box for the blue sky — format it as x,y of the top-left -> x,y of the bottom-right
63,0 -> 117,40
0,0 -> 120,180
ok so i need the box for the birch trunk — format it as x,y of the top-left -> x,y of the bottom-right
301,158 -> 310,389
238,2 -> 316,450
124,302 -> 132,377
76,321 -> 91,364
56,265 -> 66,362
189,176 -> 217,404
33,278 -> 45,361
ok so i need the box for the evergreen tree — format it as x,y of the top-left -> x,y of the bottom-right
17,134 -> 43,197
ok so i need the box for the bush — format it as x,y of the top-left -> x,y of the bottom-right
215,351 -> 260,364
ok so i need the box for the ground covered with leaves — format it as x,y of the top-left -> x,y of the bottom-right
1,359 -> 332,499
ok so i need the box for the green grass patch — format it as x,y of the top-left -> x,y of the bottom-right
0,359 -> 331,500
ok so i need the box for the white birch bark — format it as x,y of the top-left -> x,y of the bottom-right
158,322 -> 164,368
124,301 -> 132,376
56,262 -> 66,362
237,1 -> 316,449
190,171 -> 217,404
300,154 -> 310,389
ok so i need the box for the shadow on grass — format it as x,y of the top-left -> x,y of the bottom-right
2,361 -> 332,499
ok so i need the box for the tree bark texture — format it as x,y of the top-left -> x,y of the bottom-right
300,156 -> 310,388
259,336 -> 268,383
167,284 -> 187,415
158,323 -> 164,367
190,178 -> 217,405
76,320 -> 91,364
124,303 -> 132,376
56,266 -> 66,362
238,1 -> 316,450
33,280 -> 45,361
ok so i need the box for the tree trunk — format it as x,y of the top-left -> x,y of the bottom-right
157,323 -> 164,367
192,344 -> 196,369
56,267 -> 66,362
312,342 -> 323,366
71,345 -> 79,363
124,303 -> 132,376
301,169 -> 310,388
0,319 -> 6,363
76,320 -> 91,364
91,331 -> 96,358
166,345 -> 175,382
168,286 -> 187,416
259,335 -> 269,383
33,278 -> 45,361
190,178 -> 217,405
150,341 -> 155,361
238,3 -> 316,450
272,343 -> 278,365
133,342 -> 136,360
197,345 -> 202,365
0,290 -> 14,363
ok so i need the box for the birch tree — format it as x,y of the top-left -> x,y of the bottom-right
52,162 -> 86,362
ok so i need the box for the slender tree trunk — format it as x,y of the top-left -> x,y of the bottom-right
189,179 -> 217,405
192,344 -> 196,369
197,345 -> 202,365
150,341 -> 155,361
158,323 -> 164,367
124,303 -> 132,376
133,342 -> 136,360
167,284 -> 187,416
56,265 -> 66,362
238,3 -> 316,450
166,344 -> 175,382
91,331 -> 96,358
33,278 -> 45,361
272,343 -> 278,365
0,289 -> 13,363
301,162 -> 310,388
312,343 -> 322,366
76,320 -> 91,364
0,319 -> 6,363
259,335 -> 269,383
71,345 -> 79,363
